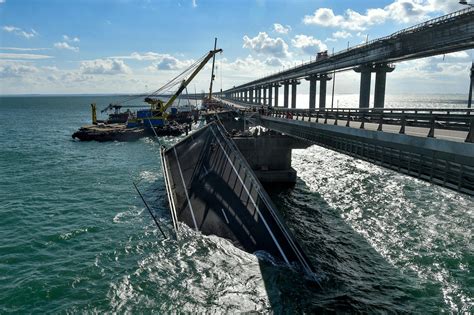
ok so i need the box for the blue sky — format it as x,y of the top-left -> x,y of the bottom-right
0,0 -> 473,95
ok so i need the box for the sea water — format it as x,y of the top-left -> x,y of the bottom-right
0,95 -> 472,312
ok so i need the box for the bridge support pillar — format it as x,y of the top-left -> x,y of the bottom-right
469,62 -> 473,109
257,87 -> 261,104
305,76 -> 317,109
355,64 -> 395,109
355,66 -> 372,109
274,84 -> 280,107
319,75 -> 330,109
283,81 -> 290,108
263,86 -> 267,105
268,85 -> 273,107
374,64 -> 395,108
249,88 -> 254,104
291,80 -> 300,109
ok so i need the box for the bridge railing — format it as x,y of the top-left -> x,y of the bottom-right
267,107 -> 474,142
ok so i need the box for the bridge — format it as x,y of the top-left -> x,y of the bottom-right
219,7 -> 474,110
211,8 -> 474,196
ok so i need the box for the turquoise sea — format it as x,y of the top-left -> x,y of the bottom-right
0,95 -> 472,313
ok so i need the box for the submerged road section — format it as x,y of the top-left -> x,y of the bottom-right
160,121 -> 315,277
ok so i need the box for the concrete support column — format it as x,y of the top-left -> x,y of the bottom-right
319,75 -> 330,109
291,80 -> 300,109
283,81 -> 290,108
258,87 -> 262,104
355,67 -> 372,109
249,88 -> 254,104
306,76 -> 317,109
263,86 -> 267,105
469,62 -> 473,109
274,84 -> 280,107
268,85 -> 273,107
374,64 -> 395,108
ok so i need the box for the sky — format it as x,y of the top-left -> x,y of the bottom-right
0,0 -> 473,95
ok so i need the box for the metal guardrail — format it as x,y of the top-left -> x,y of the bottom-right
268,107 -> 474,142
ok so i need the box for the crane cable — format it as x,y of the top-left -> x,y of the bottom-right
115,52 -> 209,105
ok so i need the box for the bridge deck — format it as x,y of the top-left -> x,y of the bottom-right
215,98 -> 474,196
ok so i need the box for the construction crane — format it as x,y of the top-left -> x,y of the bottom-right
141,47 -> 223,126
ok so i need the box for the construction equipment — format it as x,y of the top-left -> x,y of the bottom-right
136,46 -> 223,128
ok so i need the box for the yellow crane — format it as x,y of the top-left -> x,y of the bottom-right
141,47 -> 222,127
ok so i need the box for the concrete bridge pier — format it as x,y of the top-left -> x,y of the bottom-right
257,86 -> 262,104
305,76 -> 317,109
469,62 -> 473,109
283,81 -> 290,108
355,66 -> 372,109
249,88 -> 254,104
263,86 -> 267,105
274,84 -> 280,107
268,85 -> 273,107
374,64 -> 395,108
291,80 -> 300,109
319,75 -> 331,109
355,64 -> 394,109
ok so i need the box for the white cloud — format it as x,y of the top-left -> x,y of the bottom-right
112,52 -> 194,70
303,8 -> 388,31
0,53 -> 53,60
0,47 -> 49,51
0,0 -> 5,4
273,23 -> 291,34
63,35 -> 80,43
110,51 -> 162,61
302,0 -> 465,31
264,57 -> 285,67
433,51 -> 470,59
151,55 -> 194,70
2,25 -> 38,39
333,30 -> 352,39
54,42 -> 79,52
292,35 -> 327,55
0,62 -> 38,77
242,32 -> 290,58
80,59 -> 132,75
192,0 -> 197,8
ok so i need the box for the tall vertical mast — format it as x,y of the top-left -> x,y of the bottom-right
208,37 -> 218,99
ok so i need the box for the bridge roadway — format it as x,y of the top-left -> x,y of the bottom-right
221,8 -> 474,109
216,97 -> 474,196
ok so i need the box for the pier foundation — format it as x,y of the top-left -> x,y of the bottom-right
233,134 -> 310,185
